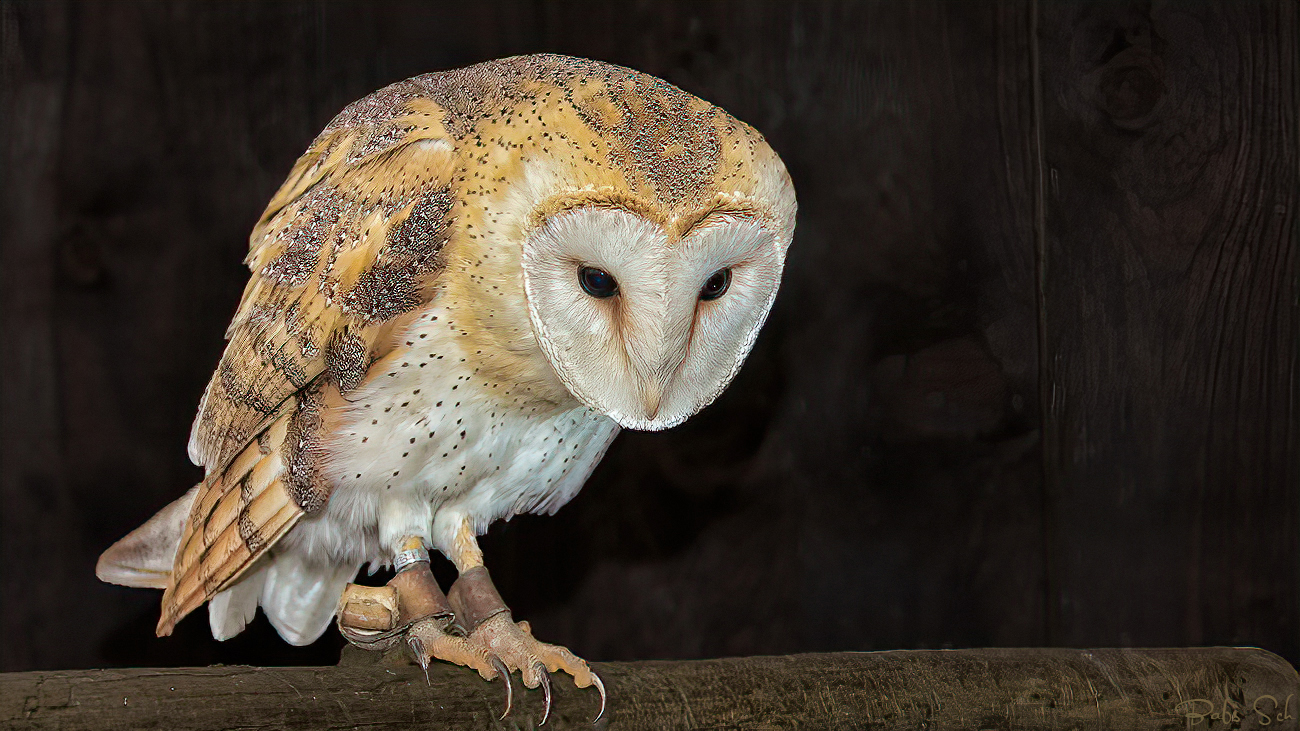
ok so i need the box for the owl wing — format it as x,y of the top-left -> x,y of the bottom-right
156,94 -> 460,636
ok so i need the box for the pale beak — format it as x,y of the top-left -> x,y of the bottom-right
624,295 -> 691,424
641,383 -> 663,420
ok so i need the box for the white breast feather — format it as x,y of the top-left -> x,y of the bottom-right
277,303 -> 619,568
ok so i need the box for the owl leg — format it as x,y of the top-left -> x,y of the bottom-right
336,537 -> 515,719
445,519 -> 606,725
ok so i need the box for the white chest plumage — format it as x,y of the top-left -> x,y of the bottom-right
280,304 -> 620,569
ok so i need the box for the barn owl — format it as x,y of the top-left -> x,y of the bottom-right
98,54 -> 796,722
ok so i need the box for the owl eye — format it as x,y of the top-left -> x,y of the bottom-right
578,266 -> 619,298
699,268 -> 732,301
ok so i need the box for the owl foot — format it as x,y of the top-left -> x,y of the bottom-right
406,616 -> 516,719
449,566 -> 607,725
336,546 -> 514,719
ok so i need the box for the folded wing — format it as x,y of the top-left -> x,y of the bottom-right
145,88 -> 460,636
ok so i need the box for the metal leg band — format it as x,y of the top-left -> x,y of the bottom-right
393,546 -> 431,573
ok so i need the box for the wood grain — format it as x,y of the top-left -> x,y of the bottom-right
1036,1 -> 1300,656
3,648 -> 1297,730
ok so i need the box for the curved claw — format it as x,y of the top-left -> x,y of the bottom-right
534,662 -> 553,726
490,655 -> 513,720
589,670 -> 607,724
408,637 -> 431,685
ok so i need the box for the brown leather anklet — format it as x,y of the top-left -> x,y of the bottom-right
388,560 -> 454,626
447,566 -> 510,634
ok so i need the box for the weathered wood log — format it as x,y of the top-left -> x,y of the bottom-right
2,648 -> 1296,730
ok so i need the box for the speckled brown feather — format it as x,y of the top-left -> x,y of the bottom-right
163,95 -> 458,634
161,54 -> 794,635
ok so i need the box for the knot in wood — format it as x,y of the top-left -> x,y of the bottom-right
1089,42 -> 1166,131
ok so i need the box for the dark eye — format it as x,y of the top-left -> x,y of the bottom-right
578,266 -> 619,298
699,268 -> 732,301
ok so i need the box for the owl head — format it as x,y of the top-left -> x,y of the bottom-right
430,55 -> 796,431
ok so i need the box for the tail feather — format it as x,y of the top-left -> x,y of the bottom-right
209,562 -> 268,641
260,551 -> 360,646
158,483 -> 301,636
104,381 -> 349,643
97,486 -> 200,590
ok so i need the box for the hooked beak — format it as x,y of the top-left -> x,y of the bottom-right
636,350 -> 687,422
641,383 -> 663,420
620,289 -> 693,426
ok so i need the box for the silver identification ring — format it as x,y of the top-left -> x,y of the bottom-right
393,547 -> 431,573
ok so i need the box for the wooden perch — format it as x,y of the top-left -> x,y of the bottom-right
2,648 -> 1296,730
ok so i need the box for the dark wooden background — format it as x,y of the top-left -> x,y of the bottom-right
1,0 -> 1295,674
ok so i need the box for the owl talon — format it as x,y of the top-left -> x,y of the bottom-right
408,636 -> 431,685
490,654 -> 514,719
533,662 -> 553,725
590,671 -> 607,723
448,566 -> 605,724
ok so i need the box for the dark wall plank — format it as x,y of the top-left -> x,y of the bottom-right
1,0 -> 1049,671
3,0 -> 1295,676
1038,1 -> 1299,655
0,0 -> 75,675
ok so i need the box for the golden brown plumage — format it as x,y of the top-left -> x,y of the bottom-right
102,55 -> 794,662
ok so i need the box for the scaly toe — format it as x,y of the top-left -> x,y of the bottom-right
407,617 -> 498,681
463,613 -> 606,722
406,618 -> 515,719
